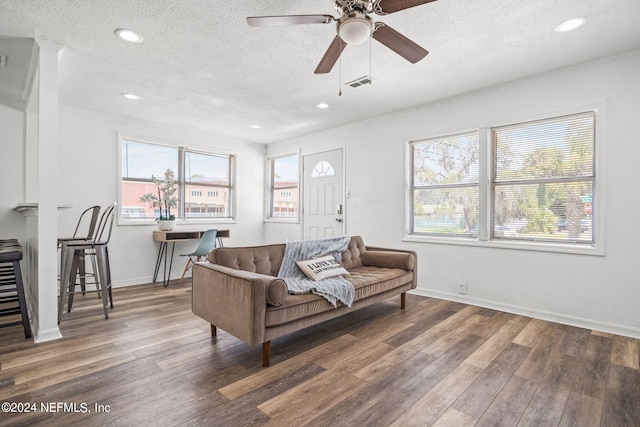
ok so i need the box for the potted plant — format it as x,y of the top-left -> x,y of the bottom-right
140,169 -> 178,231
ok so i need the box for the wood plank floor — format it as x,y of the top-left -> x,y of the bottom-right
0,281 -> 638,426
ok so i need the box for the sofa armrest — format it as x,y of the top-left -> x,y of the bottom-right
362,250 -> 415,270
192,263 -> 287,346
363,246 -> 417,290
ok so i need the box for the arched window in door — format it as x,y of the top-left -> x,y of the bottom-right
310,161 -> 335,178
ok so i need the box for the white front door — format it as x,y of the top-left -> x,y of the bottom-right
303,149 -> 344,239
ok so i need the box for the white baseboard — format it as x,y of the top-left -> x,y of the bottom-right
410,288 -> 640,340
110,273 -> 191,289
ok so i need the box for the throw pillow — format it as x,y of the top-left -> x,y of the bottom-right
266,279 -> 288,306
296,254 -> 348,281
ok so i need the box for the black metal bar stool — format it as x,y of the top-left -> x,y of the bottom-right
0,239 -> 32,338
59,203 -> 116,323
58,205 -> 101,296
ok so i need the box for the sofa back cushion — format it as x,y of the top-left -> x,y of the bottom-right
341,236 -> 366,270
209,244 -> 285,276
208,236 -> 367,275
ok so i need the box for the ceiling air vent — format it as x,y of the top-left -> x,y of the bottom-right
345,75 -> 371,88
0,55 -> 6,67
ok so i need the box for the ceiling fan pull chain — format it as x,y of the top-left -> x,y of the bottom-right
339,38 -> 343,96
369,35 -> 372,85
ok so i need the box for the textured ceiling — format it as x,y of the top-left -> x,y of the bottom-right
1,0 -> 640,144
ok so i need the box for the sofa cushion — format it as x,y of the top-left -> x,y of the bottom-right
210,244 -> 285,276
341,236 -> 366,270
264,266 -> 413,327
345,267 -> 414,299
296,255 -> 348,281
209,236 -> 368,275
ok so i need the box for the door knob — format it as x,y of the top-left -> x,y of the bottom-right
335,218 -> 343,222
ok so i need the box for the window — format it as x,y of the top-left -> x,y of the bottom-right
311,161 -> 335,178
268,154 -> 299,219
183,150 -> 232,218
410,132 -> 480,236
492,112 -> 595,243
120,137 -> 233,221
409,110 -> 598,250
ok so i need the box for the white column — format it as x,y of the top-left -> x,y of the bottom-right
31,40 -> 64,342
23,61 -> 40,334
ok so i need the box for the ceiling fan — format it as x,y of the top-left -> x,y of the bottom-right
247,0 -> 437,74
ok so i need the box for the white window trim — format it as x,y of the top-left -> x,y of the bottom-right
264,150 -> 301,223
117,132 -> 237,226
404,104 -> 606,256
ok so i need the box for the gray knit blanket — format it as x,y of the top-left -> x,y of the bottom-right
277,236 -> 354,308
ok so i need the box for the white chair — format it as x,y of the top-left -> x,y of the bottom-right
179,229 -> 218,282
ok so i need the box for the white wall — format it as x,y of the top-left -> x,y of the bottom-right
0,103 -> 26,242
266,50 -> 640,338
56,105 -> 266,287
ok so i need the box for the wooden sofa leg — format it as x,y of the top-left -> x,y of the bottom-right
401,292 -> 406,309
211,324 -> 217,337
263,341 -> 271,367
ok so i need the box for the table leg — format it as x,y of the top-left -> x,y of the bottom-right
152,230 -> 228,285
163,242 -> 176,287
153,242 -> 166,283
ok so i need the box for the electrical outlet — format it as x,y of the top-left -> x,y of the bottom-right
458,282 -> 467,295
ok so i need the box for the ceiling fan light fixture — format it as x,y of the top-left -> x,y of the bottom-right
338,16 -> 372,45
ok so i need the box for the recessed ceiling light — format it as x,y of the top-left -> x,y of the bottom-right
317,103 -> 330,109
251,124 -> 261,129
122,93 -> 140,100
115,28 -> 144,43
555,17 -> 586,33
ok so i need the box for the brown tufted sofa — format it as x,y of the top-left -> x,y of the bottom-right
192,236 -> 417,366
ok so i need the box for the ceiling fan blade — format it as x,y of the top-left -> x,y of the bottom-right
374,0 -> 437,15
314,36 -> 347,74
247,14 -> 333,27
372,23 -> 428,63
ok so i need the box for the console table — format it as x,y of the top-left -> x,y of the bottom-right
153,229 -> 229,287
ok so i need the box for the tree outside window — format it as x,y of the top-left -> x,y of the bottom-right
409,111 -> 596,246
411,132 -> 479,236
492,112 -> 595,243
